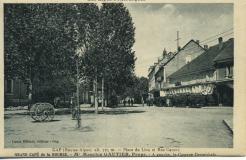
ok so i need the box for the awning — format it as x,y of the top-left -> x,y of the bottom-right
164,83 -> 215,96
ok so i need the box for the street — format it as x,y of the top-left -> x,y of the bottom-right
4,106 -> 232,148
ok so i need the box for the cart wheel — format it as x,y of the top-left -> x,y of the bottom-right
30,105 -> 39,121
30,103 -> 55,122
46,108 -> 55,121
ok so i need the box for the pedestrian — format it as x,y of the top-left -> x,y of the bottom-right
141,97 -> 144,106
166,98 -> 170,107
70,97 -> 76,119
123,99 -> 126,107
28,92 -> 32,111
128,99 -> 130,106
131,99 -> 133,106
147,97 -> 150,106
54,97 -> 60,108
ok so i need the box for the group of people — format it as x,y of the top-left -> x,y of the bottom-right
123,99 -> 134,107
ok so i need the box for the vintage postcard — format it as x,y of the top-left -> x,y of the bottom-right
1,0 -> 246,158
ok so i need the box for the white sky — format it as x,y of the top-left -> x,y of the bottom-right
125,3 -> 233,77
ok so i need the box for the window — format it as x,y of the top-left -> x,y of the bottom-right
229,66 -> 233,78
225,65 -> 233,78
175,81 -> 181,86
217,68 -> 226,80
185,55 -> 192,64
6,79 -> 13,94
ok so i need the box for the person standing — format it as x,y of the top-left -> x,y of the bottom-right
28,92 -> 32,110
141,97 -> 144,107
27,82 -> 32,111
70,97 -> 76,119
130,99 -> 133,106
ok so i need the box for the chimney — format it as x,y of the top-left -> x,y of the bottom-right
204,45 -> 208,50
218,37 -> 223,50
148,66 -> 153,72
178,46 -> 181,52
196,40 -> 200,44
163,48 -> 167,58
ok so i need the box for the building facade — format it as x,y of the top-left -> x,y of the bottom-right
148,39 -> 205,102
165,38 -> 233,107
162,40 -> 205,88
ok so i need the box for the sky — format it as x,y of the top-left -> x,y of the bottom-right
125,3 -> 233,77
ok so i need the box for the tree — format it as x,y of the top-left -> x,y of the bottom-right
5,3 -> 136,109
123,76 -> 148,104
99,3 -> 136,106
81,3 -> 136,108
4,4 -> 99,103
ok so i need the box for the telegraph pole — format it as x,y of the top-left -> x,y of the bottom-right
175,31 -> 181,69
175,31 -> 181,51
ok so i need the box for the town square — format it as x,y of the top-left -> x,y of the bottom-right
4,3 -> 233,149
5,106 -> 232,148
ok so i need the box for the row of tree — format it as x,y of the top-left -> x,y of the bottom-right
4,3 -> 139,110
123,76 -> 148,104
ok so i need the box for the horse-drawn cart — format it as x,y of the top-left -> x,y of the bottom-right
30,103 -> 55,122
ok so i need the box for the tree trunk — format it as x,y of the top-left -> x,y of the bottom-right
28,79 -> 32,110
94,77 -> 98,114
76,59 -> 81,128
106,83 -> 109,107
102,77 -> 104,111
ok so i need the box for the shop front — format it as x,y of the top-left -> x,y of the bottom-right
163,83 -> 220,107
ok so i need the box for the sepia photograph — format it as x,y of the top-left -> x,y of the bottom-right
1,1 -> 243,157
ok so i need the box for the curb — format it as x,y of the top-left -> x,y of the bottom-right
223,119 -> 233,134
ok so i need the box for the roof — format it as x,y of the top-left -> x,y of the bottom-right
163,39 -> 205,66
168,38 -> 234,79
148,66 -> 155,77
182,39 -> 203,50
148,39 -> 205,78
213,38 -> 234,63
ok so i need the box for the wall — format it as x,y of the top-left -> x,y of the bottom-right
155,67 -> 164,89
216,65 -> 233,81
148,68 -> 156,92
162,41 -> 205,87
166,41 -> 204,79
